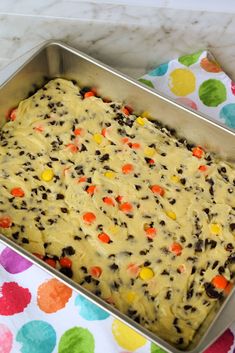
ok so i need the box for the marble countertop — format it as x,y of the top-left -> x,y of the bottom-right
1,0 -> 235,80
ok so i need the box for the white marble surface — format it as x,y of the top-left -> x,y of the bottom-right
1,1 -> 235,80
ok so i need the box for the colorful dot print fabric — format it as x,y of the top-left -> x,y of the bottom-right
0,49 -> 235,353
140,50 -> 235,129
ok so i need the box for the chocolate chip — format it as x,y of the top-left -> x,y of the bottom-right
204,282 -> 222,299
60,267 -> 73,278
22,237 -> 29,244
56,193 -> 64,200
62,246 -> 75,256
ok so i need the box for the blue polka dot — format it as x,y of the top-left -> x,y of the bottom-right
220,104 -> 235,128
148,62 -> 169,76
16,320 -> 56,353
75,295 -> 110,321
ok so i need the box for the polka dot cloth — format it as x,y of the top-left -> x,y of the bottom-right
0,50 -> 235,353
140,50 -> 235,129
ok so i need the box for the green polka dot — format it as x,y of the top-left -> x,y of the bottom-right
199,79 -> 226,107
178,50 -> 203,66
58,327 -> 94,353
151,343 -> 166,353
138,78 -> 154,88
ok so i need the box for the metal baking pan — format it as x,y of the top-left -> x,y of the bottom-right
0,40 -> 234,353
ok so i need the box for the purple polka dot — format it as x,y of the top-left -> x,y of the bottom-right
0,247 -> 32,274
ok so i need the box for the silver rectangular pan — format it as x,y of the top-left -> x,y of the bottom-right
0,41 -> 234,353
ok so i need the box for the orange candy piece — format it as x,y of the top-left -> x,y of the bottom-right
122,107 -> 130,115
198,165 -> 208,172
192,146 -> 204,159
83,212 -> 96,224
145,227 -> 157,239
170,242 -> 183,256
127,263 -> 140,276
74,128 -> 84,136
0,216 -> 12,228
78,176 -> 87,183
66,143 -> 78,153
119,202 -> 133,213
122,163 -> 134,174
86,185 -> 96,195
44,258 -> 57,268
98,232 -> 111,243
121,137 -> 129,144
9,108 -> 17,121
33,253 -> 44,260
11,187 -> 25,198
59,257 -> 72,268
130,142 -> 141,149
90,266 -> 102,278
84,91 -> 95,98
34,125 -> 44,132
211,275 -> 228,290
150,185 -> 165,196
224,282 -> 233,295
101,128 -> 107,137
103,197 -> 115,206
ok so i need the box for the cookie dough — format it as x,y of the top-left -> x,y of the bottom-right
0,78 -> 235,347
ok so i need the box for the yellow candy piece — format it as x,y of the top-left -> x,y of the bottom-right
139,267 -> 154,280
104,171 -> 116,179
136,117 -> 145,126
125,291 -> 136,304
109,225 -> 119,234
170,175 -> 180,183
93,133 -> 103,144
141,111 -> 151,119
144,147 -> 155,157
166,210 -> 176,220
41,169 -> 54,182
210,223 -> 222,235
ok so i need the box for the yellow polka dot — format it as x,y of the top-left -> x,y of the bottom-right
169,68 -> 196,96
136,117 -> 145,126
170,175 -> 180,183
112,319 -> 146,351
141,111 -> 151,119
104,171 -> 116,179
166,210 -> 176,220
144,147 -> 155,157
93,133 -> 103,144
41,169 -> 54,182
210,223 -> 222,235
139,267 -> 154,280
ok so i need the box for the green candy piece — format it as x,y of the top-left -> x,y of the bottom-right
151,343 -> 167,353
178,50 -> 203,66
199,79 -> 227,107
58,327 -> 94,353
138,78 -> 154,88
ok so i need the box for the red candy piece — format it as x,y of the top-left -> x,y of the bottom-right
115,195 -> 123,203
98,232 -> 111,243
83,212 -> 96,224
192,146 -> 204,159
0,216 -> 12,228
11,187 -> 25,198
150,185 -> 165,196
33,253 -> 44,260
60,257 -> 72,268
90,266 -> 102,278
122,107 -> 130,115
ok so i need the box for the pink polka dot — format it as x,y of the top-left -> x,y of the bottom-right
204,329 -> 234,353
0,324 -> 13,353
176,97 -> 197,110
231,81 -> 235,95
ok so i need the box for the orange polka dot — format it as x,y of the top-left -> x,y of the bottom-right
37,278 -> 72,313
200,57 -> 222,73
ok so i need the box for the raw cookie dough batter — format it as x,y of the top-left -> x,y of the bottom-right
0,78 -> 235,348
